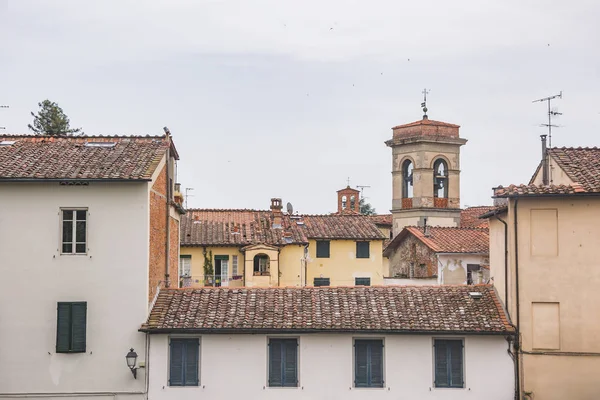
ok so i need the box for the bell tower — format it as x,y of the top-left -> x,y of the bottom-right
385,94 -> 467,235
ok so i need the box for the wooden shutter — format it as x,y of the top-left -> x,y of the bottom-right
316,241 -> 330,258
184,340 -> 199,386
354,341 -> 369,387
370,341 -> 384,387
70,302 -> 87,352
268,340 -> 283,386
282,340 -> 298,387
56,303 -> 72,353
434,340 -> 449,387
356,241 -> 370,258
169,340 -> 184,386
449,340 -> 464,387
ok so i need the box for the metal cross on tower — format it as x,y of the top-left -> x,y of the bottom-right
421,89 -> 430,119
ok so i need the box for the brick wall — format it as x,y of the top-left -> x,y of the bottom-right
388,235 -> 437,279
148,164 -> 179,303
337,187 -> 360,213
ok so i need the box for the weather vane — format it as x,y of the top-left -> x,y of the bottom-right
421,89 -> 430,119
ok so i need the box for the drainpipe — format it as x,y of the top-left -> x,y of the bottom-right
495,215 -> 509,312
303,244 -> 309,286
164,128 -> 172,288
513,198 -> 521,399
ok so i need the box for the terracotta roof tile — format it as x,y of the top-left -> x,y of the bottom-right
460,206 -> 496,228
548,147 -> 600,192
493,183 -> 587,197
369,214 -> 393,227
301,214 -> 385,240
141,285 -> 514,334
0,134 -> 173,180
385,226 -> 489,256
391,119 -> 460,130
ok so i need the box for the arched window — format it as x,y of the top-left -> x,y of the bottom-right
341,195 -> 347,210
402,160 -> 414,198
350,195 -> 356,210
253,254 -> 270,276
433,159 -> 448,198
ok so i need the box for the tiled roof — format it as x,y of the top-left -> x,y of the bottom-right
460,206 -> 496,228
141,285 -> 514,335
301,214 -> 386,240
493,183 -> 587,197
384,226 -> 489,256
181,209 -> 307,246
0,134 -> 175,181
548,147 -> 600,192
369,214 -> 393,227
181,210 -> 385,247
391,119 -> 460,130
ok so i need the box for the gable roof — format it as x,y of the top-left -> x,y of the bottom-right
141,285 -> 513,335
369,214 -> 393,227
0,134 -> 175,181
384,226 -> 489,257
181,210 -> 386,247
460,206 -> 496,228
493,183 -> 587,197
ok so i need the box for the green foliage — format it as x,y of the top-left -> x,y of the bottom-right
203,250 -> 214,279
359,197 -> 376,216
28,99 -> 82,136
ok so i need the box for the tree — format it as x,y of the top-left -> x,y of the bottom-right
360,197 -> 376,215
28,100 -> 82,135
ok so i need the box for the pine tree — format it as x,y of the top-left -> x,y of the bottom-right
359,197 -> 376,215
28,100 -> 82,135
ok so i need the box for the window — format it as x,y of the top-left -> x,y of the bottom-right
355,277 -> 371,286
434,339 -> 464,388
316,241 -> 330,258
466,264 -> 480,285
232,255 -> 238,276
56,302 -> 87,353
433,159 -> 448,199
341,195 -> 347,210
354,339 -> 384,388
356,241 -> 370,258
268,338 -> 298,387
253,254 -> 269,276
350,195 -> 356,210
169,338 -> 199,386
179,255 -> 191,278
61,209 -> 87,254
402,159 -> 414,198
313,277 -> 330,287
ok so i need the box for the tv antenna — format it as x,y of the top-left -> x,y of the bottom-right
533,91 -> 562,148
0,105 -> 8,130
184,187 -> 194,209
356,185 -> 371,200
421,88 -> 430,119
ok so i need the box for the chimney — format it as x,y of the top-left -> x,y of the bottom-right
270,198 -> 283,228
422,217 -> 431,237
541,135 -> 549,185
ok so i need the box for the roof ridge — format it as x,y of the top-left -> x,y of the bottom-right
187,208 -> 269,212
0,134 -> 167,139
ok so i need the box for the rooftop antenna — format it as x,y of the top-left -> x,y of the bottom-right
533,91 -> 562,148
0,105 -> 8,130
184,187 -> 194,209
356,185 -> 371,198
421,88 -> 430,119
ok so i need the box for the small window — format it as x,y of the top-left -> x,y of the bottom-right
169,338 -> 199,386
356,241 -> 370,258
355,277 -> 371,286
253,254 -> 269,276
402,159 -> 414,198
179,255 -> 191,278
433,159 -> 448,199
354,339 -> 384,388
466,264 -> 480,285
56,302 -> 87,353
316,241 -> 330,258
313,277 -> 330,287
434,339 -> 464,388
268,338 -> 298,387
232,255 -> 239,276
61,209 -> 87,254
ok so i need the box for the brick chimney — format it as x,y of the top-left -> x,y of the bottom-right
270,198 -> 283,228
337,186 -> 360,214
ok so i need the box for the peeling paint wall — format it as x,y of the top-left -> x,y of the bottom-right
388,235 -> 437,279
437,254 -> 488,285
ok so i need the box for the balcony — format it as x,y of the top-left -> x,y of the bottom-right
402,198 -> 413,209
434,198 -> 448,208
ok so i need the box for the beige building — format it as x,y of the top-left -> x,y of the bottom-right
486,144 -> 600,400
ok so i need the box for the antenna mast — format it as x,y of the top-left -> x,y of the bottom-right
0,105 -> 8,130
533,91 -> 562,148
184,187 -> 194,209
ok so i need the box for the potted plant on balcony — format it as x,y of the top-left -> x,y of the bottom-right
203,250 -> 214,286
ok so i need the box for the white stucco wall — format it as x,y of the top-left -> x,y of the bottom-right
147,333 -> 514,400
0,182 -> 150,399
437,254 -> 488,285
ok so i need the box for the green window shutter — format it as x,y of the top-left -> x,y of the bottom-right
369,340 -> 384,387
356,241 -> 370,258
214,255 -> 229,260
449,340 -> 464,387
354,341 -> 369,387
316,241 -> 330,258
282,340 -> 298,387
184,339 -> 199,386
268,340 -> 283,387
434,340 -> 449,387
70,302 -> 87,352
355,277 -> 371,286
56,303 -> 71,353
169,340 -> 184,386
313,278 -> 330,287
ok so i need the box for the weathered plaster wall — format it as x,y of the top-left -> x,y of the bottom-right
388,235 -> 437,279
437,254 -> 488,285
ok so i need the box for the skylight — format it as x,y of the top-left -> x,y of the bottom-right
84,142 -> 116,148
0,140 -> 16,146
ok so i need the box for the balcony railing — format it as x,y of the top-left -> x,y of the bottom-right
402,198 -> 413,209
179,274 -> 244,288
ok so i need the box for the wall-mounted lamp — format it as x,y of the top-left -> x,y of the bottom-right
126,348 -> 138,379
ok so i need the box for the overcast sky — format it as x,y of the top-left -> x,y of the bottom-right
1,0 -> 599,214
